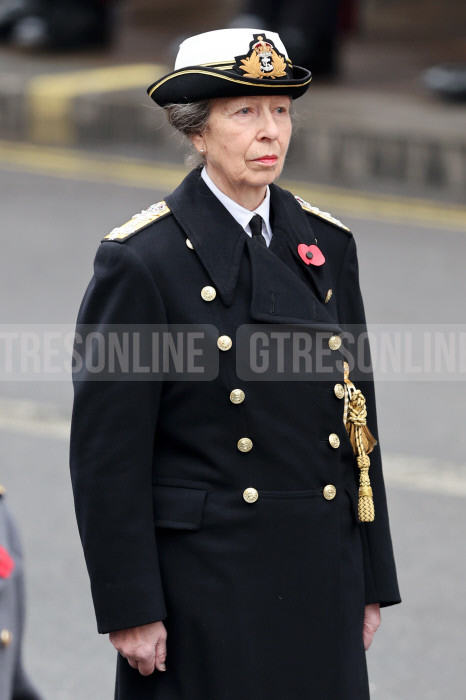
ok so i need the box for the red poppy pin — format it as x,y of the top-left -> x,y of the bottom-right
297,243 -> 325,266
0,545 -> 15,578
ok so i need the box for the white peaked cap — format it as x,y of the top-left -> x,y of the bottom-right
174,28 -> 289,69
147,27 -> 312,106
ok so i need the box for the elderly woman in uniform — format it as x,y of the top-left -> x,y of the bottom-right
70,28 -> 400,700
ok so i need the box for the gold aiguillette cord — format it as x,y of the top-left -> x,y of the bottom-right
343,361 -> 377,522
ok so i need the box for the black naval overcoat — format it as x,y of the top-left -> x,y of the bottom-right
70,168 -> 401,700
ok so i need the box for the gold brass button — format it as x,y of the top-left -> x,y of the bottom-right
185,238 -> 194,249
329,433 -> 340,449
334,383 -> 345,399
328,335 -> 342,351
201,285 -> 216,302
230,389 -> 245,404
237,437 -> 253,452
325,289 -> 333,304
243,487 -> 259,503
323,485 -> 337,501
0,629 -> 12,647
217,335 -> 232,351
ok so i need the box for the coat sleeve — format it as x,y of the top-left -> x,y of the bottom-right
337,234 -> 401,608
70,241 -> 168,633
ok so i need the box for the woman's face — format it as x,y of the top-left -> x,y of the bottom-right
192,95 -> 292,206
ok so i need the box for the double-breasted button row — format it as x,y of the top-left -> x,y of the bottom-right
323,485 -> 337,500
201,285 -> 216,301
231,390 -> 248,453
217,335 -> 232,351
334,383 -> 345,399
230,389 -> 245,404
243,485 -> 338,504
209,282 -> 231,348
243,487 -> 259,503
330,384 -> 344,455
328,335 -> 342,351
0,629 -> 12,647
237,437 -> 253,453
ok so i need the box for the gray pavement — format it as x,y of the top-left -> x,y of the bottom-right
0,150 -> 466,698
1,431 -> 115,700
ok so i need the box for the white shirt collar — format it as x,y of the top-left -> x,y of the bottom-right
201,167 -> 272,246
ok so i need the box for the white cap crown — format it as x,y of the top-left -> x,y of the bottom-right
174,28 -> 289,70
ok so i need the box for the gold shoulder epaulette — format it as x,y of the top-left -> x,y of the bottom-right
103,201 -> 171,242
295,195 -> 350,232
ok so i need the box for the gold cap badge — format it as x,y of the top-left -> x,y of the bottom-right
235,34 -> 290,80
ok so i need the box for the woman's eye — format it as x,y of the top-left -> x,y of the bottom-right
239,107 -> 250,114
276,106 -> 287,114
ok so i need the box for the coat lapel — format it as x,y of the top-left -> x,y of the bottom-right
246,185 -> 338,327
166,170 -> 339,330
246,235 -> 337,327
269,184 -> 334,306
166,169 -> 246,307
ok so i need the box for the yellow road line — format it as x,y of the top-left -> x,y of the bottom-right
27,64 -> 166,144
0,139 -> 183,190
0,140 -> 465,231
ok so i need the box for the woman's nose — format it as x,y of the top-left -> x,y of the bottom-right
257,111 -> 280,140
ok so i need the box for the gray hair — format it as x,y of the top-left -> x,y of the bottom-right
163,100 -> 211,170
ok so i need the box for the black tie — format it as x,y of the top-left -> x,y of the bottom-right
249,214 -> 266,246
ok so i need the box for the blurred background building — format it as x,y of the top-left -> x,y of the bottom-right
1,0 -> 465,198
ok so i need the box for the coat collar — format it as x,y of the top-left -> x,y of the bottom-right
166,170 -> 339,330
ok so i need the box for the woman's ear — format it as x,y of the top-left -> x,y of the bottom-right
191,133 -> 205,155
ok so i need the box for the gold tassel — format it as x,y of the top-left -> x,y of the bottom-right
343,362 -> 377,522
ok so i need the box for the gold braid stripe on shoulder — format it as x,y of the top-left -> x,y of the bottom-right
295,195 -> 350,232
104,201 -> 171,241
343,361 -> 377,522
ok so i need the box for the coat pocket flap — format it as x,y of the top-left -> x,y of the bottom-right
153,485 -> 207,531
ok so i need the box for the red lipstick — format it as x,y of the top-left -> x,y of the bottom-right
253,155 -> 278,164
